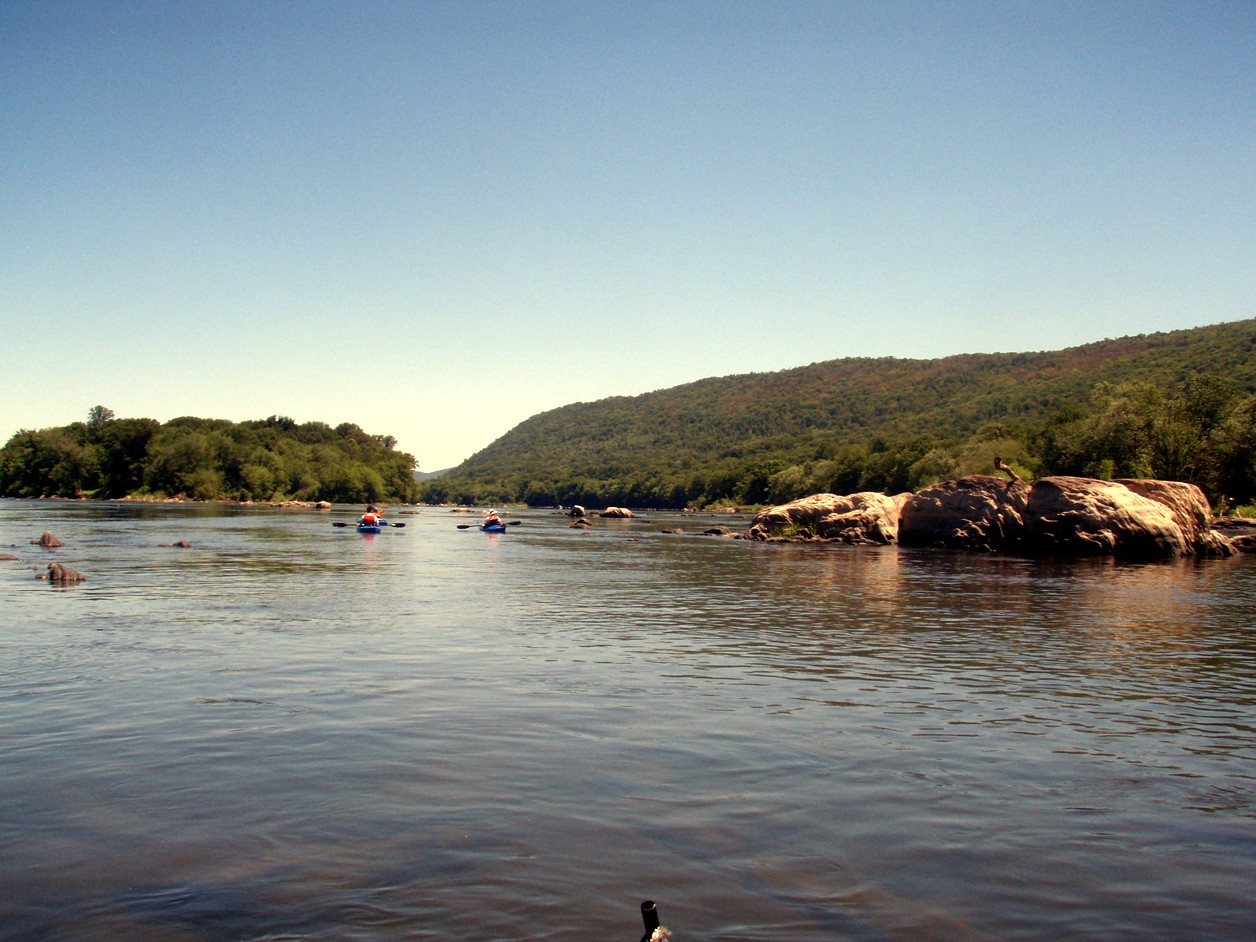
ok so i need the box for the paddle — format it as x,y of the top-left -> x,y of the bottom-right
456,520 -> 522,529
333,521 -> 405,528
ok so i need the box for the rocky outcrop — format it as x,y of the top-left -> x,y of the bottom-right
746,492 -> 909,544
32,531 -> 63,548
1021,476 -> 1188,558
599,507 -> 635,518
749,475 -> 1235,559
900,476 -> 1029,552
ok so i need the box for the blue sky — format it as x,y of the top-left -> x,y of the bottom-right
3,1 -> 1252,471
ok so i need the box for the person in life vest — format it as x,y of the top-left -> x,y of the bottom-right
360,505 -> 382,526
483,509 -> 502,527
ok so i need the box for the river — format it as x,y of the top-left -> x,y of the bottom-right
2,500 -> 1254,940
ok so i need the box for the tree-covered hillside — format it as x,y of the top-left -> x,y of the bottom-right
0,410 -> 418,503
420,319 -> 1256,510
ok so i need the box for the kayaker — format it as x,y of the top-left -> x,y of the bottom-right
360,505 -> 382,526
484,509 -> 502,527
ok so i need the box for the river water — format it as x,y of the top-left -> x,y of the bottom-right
1,500 -> 1254,941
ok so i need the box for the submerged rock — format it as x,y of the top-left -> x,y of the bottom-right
1228,533 -> 1256,553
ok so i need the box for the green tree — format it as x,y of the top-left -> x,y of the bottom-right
97,418 -> 160,497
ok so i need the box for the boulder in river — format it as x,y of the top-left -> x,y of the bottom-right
899,475 -> 1030,552
46,562 -> 86,583
1021,476 -> 1188,559
599,507 -> 635,518
746,492 -> 909,544
32,531 -> 63,548
748,475 -> 1235,559
1113,479 -> 1236,557
1228,533 -> 1256,553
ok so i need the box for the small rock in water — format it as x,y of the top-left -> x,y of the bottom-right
32,531 -> 63,548
46,562 -> 86,583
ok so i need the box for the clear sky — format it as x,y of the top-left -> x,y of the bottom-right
3,1 -> 1252,471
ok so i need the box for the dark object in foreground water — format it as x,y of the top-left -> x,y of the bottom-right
640,900 -> 659,942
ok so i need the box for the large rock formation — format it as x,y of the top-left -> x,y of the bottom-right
746,492 -> 909,544
899,475 -> 1029,552
749,475 -> 1235,559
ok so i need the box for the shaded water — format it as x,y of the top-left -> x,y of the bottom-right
2,501 -> 1254,940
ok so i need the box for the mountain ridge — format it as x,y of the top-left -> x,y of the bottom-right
419,318 -> 1256,509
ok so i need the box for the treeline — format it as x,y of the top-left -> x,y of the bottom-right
418,318 -> 1256,512
418,377 -> 1256,512
0,407 -> 418,503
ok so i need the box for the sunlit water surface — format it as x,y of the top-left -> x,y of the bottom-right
2,501 -> 1254,940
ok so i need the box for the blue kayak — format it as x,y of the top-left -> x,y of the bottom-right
357,520 -> 386,533
480,522 -> 507,533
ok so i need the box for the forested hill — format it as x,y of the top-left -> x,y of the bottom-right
419,318 -> 1256,510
